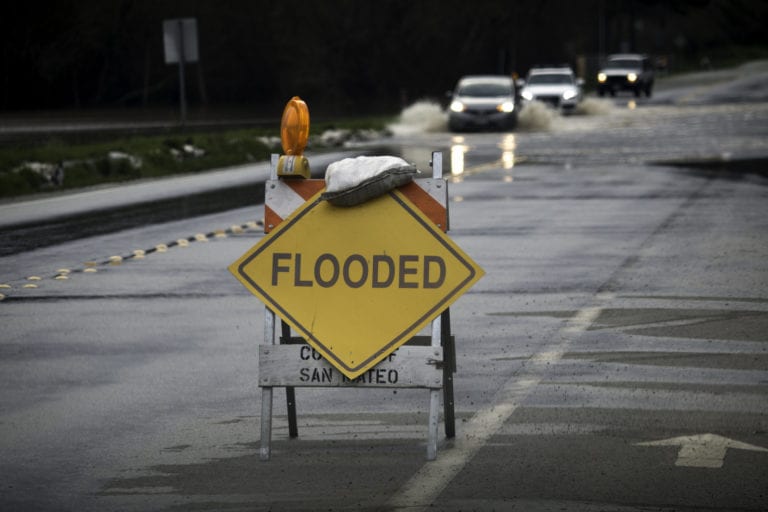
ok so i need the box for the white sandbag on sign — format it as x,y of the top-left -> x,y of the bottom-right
321,156 -> 419,206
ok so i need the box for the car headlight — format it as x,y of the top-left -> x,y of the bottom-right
450,100 -> 465,113
627,73 -> 638,82
521,90 -> 534,101
597,72 -> 607,83
497,101 -> 515,113
562,89 -> 577,100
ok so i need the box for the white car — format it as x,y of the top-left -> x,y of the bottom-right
520,67 -> 583,113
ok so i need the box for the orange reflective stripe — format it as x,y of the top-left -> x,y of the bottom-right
265,178 -> 447,233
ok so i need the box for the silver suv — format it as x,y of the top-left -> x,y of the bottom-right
520,66 -> 583,113
597,54 -> 655,97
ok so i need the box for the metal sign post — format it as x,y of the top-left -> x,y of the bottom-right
427,151 -> 444,460
259,154 -> 280,461
163,18 -> 199,126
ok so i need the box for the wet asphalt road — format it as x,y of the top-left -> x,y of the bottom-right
1,64 -> 768,511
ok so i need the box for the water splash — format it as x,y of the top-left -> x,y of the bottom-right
575,97 -> 615,116
387,101 -> 448,135
517,101 -> 558,132
386,97 -> 614,136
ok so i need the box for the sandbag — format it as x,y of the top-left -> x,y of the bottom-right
321,156 -> 419,206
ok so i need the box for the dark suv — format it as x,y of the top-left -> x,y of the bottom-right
597,54 -> 655,97
448,75 -> 518,132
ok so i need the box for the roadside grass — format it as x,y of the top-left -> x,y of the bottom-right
0,116 -> 393,200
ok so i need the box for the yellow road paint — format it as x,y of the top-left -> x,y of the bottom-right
0,284 -> 11,289
17,221 -> 247,287
0,293 -> 5,301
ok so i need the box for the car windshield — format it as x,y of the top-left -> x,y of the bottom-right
458,82 -> 511,97
605,59 -> 642,69
527,73 -> 573,85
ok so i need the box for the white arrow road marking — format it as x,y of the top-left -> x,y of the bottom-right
636,433 -> 768,468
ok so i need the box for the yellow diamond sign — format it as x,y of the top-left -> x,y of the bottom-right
229,188 -> 484,380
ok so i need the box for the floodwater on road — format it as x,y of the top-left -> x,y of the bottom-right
3,86 -> 767,258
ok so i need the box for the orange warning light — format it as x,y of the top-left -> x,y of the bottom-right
280,96 -> 309,156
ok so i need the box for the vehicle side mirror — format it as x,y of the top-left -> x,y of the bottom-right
576,78 -> 585,86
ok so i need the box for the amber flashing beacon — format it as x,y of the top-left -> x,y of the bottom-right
277,96 -> 311,178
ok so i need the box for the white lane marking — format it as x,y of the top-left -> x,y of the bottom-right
387,294 -> 614,511
561,306 -> 603,333
635,433 -> 768,468
387,379 -> 537,510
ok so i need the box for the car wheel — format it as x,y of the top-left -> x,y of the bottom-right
598,88 -> 605,97
645,84 -> 653,97
633,87 -> 641,98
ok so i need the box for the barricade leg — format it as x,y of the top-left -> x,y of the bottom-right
260,306 -> 276,461
260,388 -> 273,461
281,320 -> 299,438
427,389 -> 440,460
427,315 -> 442,460
441,308 -> 456,438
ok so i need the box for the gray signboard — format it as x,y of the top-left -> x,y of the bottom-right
163,18 -> 198,64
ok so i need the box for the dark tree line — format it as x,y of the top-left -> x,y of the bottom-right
1,0 -> 765,115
